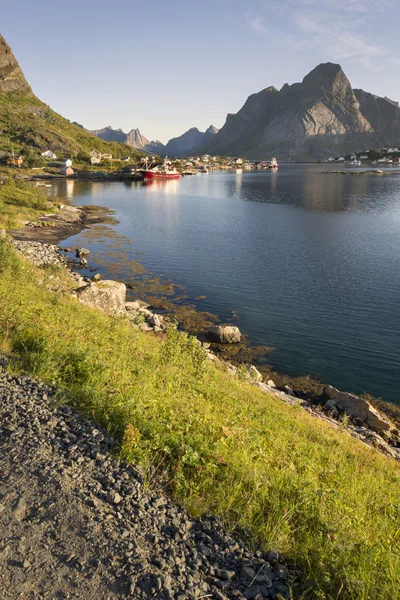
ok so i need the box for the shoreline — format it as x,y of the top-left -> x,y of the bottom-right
7,201 -> 400,427
5,207 -> 400,461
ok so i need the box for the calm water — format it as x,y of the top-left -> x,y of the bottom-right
52,165 -> 400,405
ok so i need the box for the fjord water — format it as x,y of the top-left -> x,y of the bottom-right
56,165 -> 400,405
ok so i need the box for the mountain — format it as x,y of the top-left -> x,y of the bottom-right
163,125 -> 219,157
90,125 -> 164,154
92,124 -> 219,157
206,63 -> 400,160
0,34 -> 139,158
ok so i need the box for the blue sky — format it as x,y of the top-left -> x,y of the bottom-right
2,0 -> 399,143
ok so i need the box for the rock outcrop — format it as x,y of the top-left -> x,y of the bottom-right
0,34 -> 31,94
75,281 -> 126,315
323,385 -> 394,433
206,62 -> 400,160
207,325 -> 241,344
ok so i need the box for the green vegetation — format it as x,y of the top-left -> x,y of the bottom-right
0,178 -> 52,229
0,239 -> 399,599
0,90 -> 140,159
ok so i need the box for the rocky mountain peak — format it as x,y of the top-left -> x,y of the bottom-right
206,125 -> 219,134
0,34 -> 31,93
302,62 -> 352,97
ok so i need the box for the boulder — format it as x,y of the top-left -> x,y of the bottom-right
324,385 -> 393,433
207,325 -> 241,344
76,280 -> 126,315
75,247 -> 90,257
148,314 -> 164,328
125,301 -> 141,312
246,365 -> 263,382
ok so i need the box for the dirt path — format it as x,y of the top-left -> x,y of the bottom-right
0,363 -> 291,600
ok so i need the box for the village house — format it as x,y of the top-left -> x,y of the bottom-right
62,166 -> 74,177
64,158 -> 73,168
90,150 -> 102,165
232,158 -> 243,165
41,150 -> 57,160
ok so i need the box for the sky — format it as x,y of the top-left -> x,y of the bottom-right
2,0 -> 399,143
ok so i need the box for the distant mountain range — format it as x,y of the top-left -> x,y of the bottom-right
92,63 -> 400,160
90,125 -> 219,157
1,32 -> 400,162
0,34 -> 137,158
204,63 -> 400,160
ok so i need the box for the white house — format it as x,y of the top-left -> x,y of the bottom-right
337,157 -> 345,162
65,159 -> 73,168
41,150 -> 57,160
387,148 -> 399,154
90,150 -> 102,165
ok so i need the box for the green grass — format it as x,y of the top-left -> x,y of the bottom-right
0,178 -> 53,228
0,90 -> 141,159
0,238 -> 399,599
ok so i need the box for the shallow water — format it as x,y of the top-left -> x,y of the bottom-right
53,165 -> 400,405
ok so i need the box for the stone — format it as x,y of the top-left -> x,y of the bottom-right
92,273 -> 101,282
284,385 -> 295,396
148,314 -> 162,328
246,365 -> 263,382
75,247 -> 90,258
267,380 -> 276,388
75,281 -> 126,315
207,325 -> 241,344
324,385 -> 393,433
106,491 -> 122,505
125,301 -> 141,312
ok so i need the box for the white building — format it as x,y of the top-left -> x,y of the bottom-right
41,150 -> 57,160
65,158 -> 73,168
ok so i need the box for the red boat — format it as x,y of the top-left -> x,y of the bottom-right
142,158 -> 181,180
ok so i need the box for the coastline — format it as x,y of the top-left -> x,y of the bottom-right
5,206 -> 400,459
2,222 -> 400,599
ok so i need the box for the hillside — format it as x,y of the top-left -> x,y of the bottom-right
0,35 -> 139,159
0,232 -> 399,599
206,63 -> 400,160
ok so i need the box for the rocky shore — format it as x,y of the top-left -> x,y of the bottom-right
9,204 -> 116,245
0,363 -> 291,600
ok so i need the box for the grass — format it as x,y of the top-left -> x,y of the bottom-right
0,178 -> 54,229
0,238 -> 399,599
0,90 -> 141,159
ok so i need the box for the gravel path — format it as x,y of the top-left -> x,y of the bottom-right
0,363 -> 291,600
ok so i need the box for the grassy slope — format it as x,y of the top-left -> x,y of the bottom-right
0,91 -> 139,159
0,239 -> 399,599
0,178 -> 55,229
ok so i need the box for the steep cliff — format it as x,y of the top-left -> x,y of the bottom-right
0,35 -> 31,94
207,63 -> 400,159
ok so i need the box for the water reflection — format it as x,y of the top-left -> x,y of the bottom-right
56,166 -> 400,404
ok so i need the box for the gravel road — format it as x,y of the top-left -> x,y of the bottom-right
0,362 -> 291,600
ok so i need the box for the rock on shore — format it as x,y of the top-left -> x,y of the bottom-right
0,364 -> 291,599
